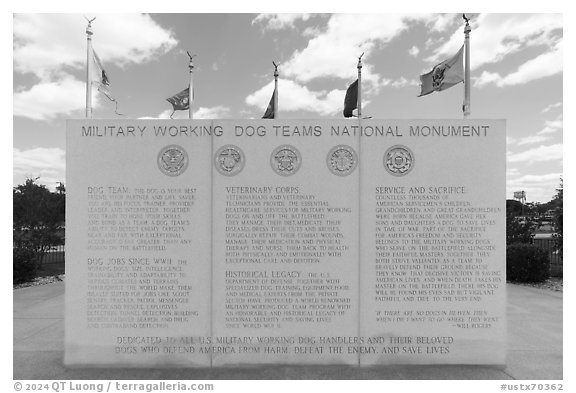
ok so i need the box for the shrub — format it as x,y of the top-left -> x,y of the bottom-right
506,212 -> 533,245
506,243 -> 550,283
13,246 -> 38,285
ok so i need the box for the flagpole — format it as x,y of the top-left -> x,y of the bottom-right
273,62 -> 279,119
85,18 -> 95,119
357,53 -> 363,118
188,53 -> 195,119
463,15 -> 471,119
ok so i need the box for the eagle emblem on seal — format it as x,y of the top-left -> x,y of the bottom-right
327,145 -> 358,176
157,145 -> 188,176
270,145 -> 301,176
432,63 -> 449,90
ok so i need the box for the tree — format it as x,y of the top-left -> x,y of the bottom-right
506,199 -> 524,216
13,178 -> 65,267
553,177 -> 563,232
505,198 -> 534,244
56,182 -> 66,195
552,177 -> 563,258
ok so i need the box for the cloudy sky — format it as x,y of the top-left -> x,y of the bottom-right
12,12 -> 563,203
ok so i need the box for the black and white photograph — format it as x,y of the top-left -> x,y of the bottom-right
10,6 -> 567,392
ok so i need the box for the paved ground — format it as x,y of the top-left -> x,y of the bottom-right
13,282 -> 562,380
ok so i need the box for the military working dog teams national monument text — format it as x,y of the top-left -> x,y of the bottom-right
65,119 -> 505,367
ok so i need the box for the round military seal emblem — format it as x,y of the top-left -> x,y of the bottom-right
327,145 -> 358,176
157,145 -> 188,176
214,145 -> 245,176
383,145 -> 414,176
270,145 -> 301,176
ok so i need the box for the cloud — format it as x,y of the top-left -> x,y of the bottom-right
303,26 -> 322,37
424,36 -> 442,50
506,167 -> 520,177
245,14 -> 471,115
517,135 -> 552,146
429,14 -> 460,33
252,14 -> 312,30
14,14 -> 177,78
13,77 -> 86,120
429,14 -> 562,71
507,144 -> 562,165
506,136 -> 517,146
13,147 -> 66,189
506,172 -> 563,202
390,77 -> 419,88
508,112 -> 562,147
140,110 -> 180,119
538,114 -> 563,135
474,40 -> 563,87
508,173 -> 563,184
13,14 -> 177,120
143,106 -> 231,120
473,71 -> 500,87
408,46 -> 420,57
542,102 -> 562,113
276,14 -> 467,91
194,106 -> 231,119
281,14 -> 413,86
245,79 -> 344,116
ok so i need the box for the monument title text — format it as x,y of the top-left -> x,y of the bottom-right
81,124 -> 491,138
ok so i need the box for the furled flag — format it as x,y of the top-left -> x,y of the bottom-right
343,79 -> 358,118
418,45 -> 464,97
262,87 -> 276,119
92,48 -> 119,109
